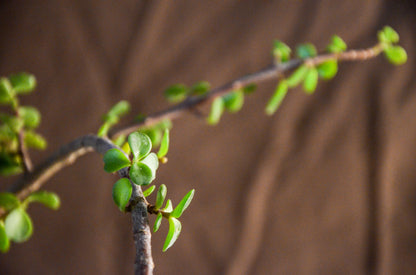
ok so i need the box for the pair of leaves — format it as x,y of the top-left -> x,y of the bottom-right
164,82 -> 211,103
0,191 -> 60,252
152,185 -> 195,251
98,100 -> 130,137
0,73 -> 36,105
207,84 -> 257,125
377,26 -> 407,65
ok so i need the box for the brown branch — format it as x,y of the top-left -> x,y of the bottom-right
0,42 -> 384,275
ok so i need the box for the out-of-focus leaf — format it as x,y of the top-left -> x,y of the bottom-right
164,84 -> 188,103
9,73 -> 36,94
0,193 -> 19,211
223,90 -> 244,113
206,97 -> 224,125
24,131 -> 47,150
265,81 -> 288,116
25,191 -> 60,210
157,129 -> 170,158
303,67 -> 318,94
317,60 -> 338,80
0,221 -> 10,253
4,208 -> 33,243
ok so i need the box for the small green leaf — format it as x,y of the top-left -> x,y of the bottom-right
0,153 -> 22,176
128,132 -> 152,161
296,43 -> 317,59
141,153 -> 159,182
103,148 -> 131,173
0,78 -> 14,104
143,185 -> 156,197
161,199 -> 173,213
171,189 -> 195,219
97,122 -> 110,137
384,45 -> 407,65
9,73 -> 36,94
190,81 -> 210,96
18,106 -> 41,129
105,100 -> 130,120
157,129 -> 170,158
223,90 -> 244,113
129,162 -> 153,185
153,213 -> 162,232
113,135 -> 126,147
303,67 -> 318,94
286,65 -> 308,88
265,80 -> 289,116
272,40 -> 291,62
378,26 -> 399,44
0,221 -> 10,253
206,97 -> 224,125
112,178 -> 132,211
317,60 -> 338,80
164,84 -> 188,103
326,35 -> 347,53
0,115 -> 23,133
5,208 -> 33,243
163,217 -> 182,252
242,84 -> 257,94
141,128 -> 162,147
0,193 -> 20,211
24,131 -> 47,150
155,184 -> 167,210
25,191 -> 60,210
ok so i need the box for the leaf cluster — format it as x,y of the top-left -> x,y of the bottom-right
0,73 -> 46,176
145,184 -> 194,251
0,191 -> 60,252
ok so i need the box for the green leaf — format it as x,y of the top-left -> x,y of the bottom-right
24,131 -> 47,150
303,67 -> 318,94
112,178 -> 132,211
18,107 -> 41,129
190,81 -> 210,96
163,217 -> 182,252
128,132 -> 152,161
286,65 -> 308,88
296,43 -> 317,59
0,221 -> 10,253
206,97 -> 224,125
9,73 -> 36,94
0,78 -> 14,104
155,184 -> 167,210
265,80 -> 289,116
326,35 -> 347,53
5,208 -> 33,243
25,191 -> 60,210
0,193 -> 20,211
129,162 -> 153,185
171,189 -> 195,219
143,185 -> 156,197
378,26 -> 399,44
157,128 -> 170,158
113,135 -> 126,147
141,128 -> 162,147
105,100 -> 130,120
103,148 -> 131,173
223,90 -> 244,113
0,153 -> 22,176
242,84 -> 257,94
141,153 -> 159,182
317,60 -> 338,80
0,115 -> 23,133
272,40 -> 291,62
153,213 -> 162,232
97,122 -> 110,137
164,84 -> 188,103
161,199 -> 173,212
384,45 -> 407,65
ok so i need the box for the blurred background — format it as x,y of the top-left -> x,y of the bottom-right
1,0 -> 416,274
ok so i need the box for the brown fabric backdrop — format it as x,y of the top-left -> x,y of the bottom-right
1,0 -> 416,274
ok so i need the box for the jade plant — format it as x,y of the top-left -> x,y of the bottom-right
0,26 -> 407,274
